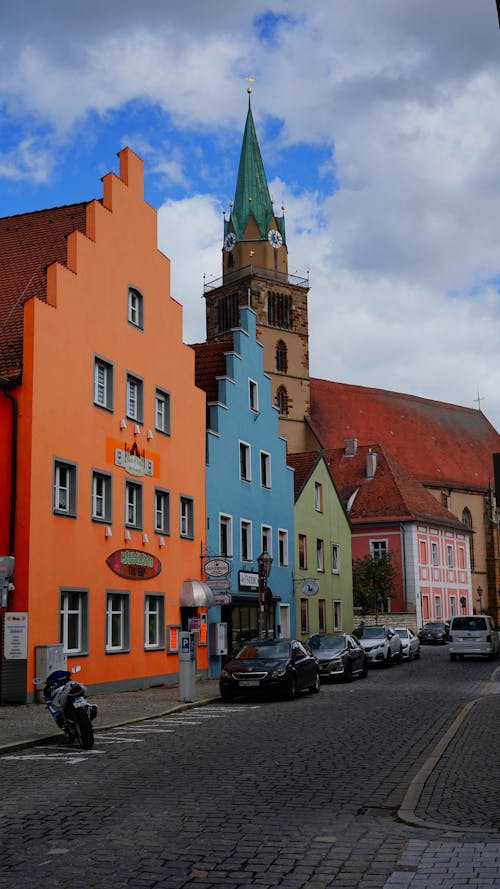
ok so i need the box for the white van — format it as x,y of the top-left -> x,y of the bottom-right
448,615 -> 499,661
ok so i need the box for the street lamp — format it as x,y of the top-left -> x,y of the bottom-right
257,550 -> 273,639
476,586 -> 483,613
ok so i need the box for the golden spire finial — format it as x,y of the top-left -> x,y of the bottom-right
246,75 -> 256,95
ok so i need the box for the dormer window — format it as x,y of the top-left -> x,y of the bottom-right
128,287 -> 144,330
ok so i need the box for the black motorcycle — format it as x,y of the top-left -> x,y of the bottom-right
34,666 -> 97,749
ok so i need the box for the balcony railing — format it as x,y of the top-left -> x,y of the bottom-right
203,264 -> 309,294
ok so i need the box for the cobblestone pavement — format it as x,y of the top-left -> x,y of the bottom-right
0,649 -> 498,888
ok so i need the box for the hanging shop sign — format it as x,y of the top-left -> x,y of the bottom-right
204,558 -> 231,577
106,549 -> 161,580
115,442 -> 154,477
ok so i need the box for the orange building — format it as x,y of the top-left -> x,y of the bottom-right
0,148 -> 209,700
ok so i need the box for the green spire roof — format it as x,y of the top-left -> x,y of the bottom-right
228,101 -> 285,243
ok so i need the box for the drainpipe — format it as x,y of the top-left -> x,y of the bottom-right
0,376 -> 19,556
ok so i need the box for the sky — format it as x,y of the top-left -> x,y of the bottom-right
2,1 -> 500,429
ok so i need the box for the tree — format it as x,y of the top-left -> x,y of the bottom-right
352,551 -> 397,615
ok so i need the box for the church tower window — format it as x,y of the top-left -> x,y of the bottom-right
217,293 -> 239,334
276,340 -> 288,373
268,292 -> 292,329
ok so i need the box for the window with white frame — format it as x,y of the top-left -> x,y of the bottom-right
91,471 -> 112,523
447,544 -> 454,568
106,592 -> 130,652
261,525 -> 272,556
248,379 -> 259,412
298,533 -> 308,570
435,595 -> 442,618
370,540 -> 387,558
260,451 -> 271,489
125,480 -> 143,529
154,488 -> 170,535
128,287 -> 144,329
126,373 -> 144,423
331,543 -> 340,573
278,529 -> 289,567
155,388 -> 171,435
144,594 -> 165,649
59,589 -> 88,655
431,542 -> 439,566
314,482 -> 323,512
333,600 -> 342,631
239,441 -> 251,481
53,460 -> 77,517
241,519 -> 252,562
300,598 -> 309,635
180,496 -> 194,538
316,538 -> 324,572
450,596 -> 457,616
219,514 -> 233,557
93,356 -> 114,411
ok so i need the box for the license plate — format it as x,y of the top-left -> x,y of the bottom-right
239,679 -> 260,687
72,697 -> 87,708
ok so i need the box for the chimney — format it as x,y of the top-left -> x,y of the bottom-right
344,438 -> 358,457
366,448 -> 377,479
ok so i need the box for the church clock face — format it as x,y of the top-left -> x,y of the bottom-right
268,228 -> 283,249
224,232 -> 237,252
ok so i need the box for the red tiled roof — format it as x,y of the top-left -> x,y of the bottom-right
324,444 -> 466,531
191,340 -> 232,405
0,204 -> 88,376
286,451 -> 321,499
310,378 -> 500,493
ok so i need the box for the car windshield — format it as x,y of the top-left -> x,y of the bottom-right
306,634 -> 344,651
236,641 -> 291,660
356,626 -> 385,639
451,617 -> 487,631
395,628 -> 408,638
424,623 -> 445,630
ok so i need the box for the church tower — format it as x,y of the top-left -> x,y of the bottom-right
204,88 -> 311,451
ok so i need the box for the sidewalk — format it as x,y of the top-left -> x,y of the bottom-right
0,677 -> 221,752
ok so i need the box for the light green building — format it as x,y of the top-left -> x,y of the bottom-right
287,452 -> 353,640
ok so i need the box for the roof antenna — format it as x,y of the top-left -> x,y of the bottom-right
474,391 -> 485,412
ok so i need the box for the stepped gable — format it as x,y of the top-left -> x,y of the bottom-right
191,339 -> 232,405
324,444 -> 467,532
310,378 -> 500,492
0,203 -> 88,377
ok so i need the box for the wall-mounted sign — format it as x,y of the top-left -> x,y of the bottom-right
115,442 -> 154,477
106,549 -> 161,580
3,612 -> 28,660
204,558 -> 231,577
301,579 -> 320,597
206,579 -> 231,590
239,570 -> 259,591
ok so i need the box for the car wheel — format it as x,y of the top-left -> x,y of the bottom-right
360,660 -> 368,678
396,646 -> 403,664
309,672 -> 320,694
343,662 -> 353,683
385,650 -> 392,667
408,647 -> 414,662
287,675 -> 297,700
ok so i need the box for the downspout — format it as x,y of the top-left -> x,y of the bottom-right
400,523 -> 408,610
0,376 -> 19,556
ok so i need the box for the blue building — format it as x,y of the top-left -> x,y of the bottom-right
192,306 -> 295,676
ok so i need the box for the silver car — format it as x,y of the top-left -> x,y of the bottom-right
394,627 -> 420,661
353,624 -> 402,667
448,615 -> 499,661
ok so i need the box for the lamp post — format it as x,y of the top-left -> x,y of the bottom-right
477,585 -> 483,614
257,550 -> 273,639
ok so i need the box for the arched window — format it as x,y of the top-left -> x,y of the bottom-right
276,340 -> 288,373
461,507 -> 475,571
276,385 -> 289,416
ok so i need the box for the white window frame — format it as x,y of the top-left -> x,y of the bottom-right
316,538 -> 325,572
53,459 -> 77,517
248,378 -> 259,412
431,542 -> 439,566
219,514 -> 233,557
155,387 -> 171,435
240,519 -> 253,562
59,589 -> 88,655
91,471 -> 112,523
370,540 -> 388,559
180,496 -> 194,539
125,480 -> 143,529
260,451 -> 272,489
144,594 -> 165,650
106,592 -> 130,653
331,543 -> 340,574
128,287 -> 144,330
93,356 -> 114,411
126,372 -> 144,423
239,441 -> 252,482
447,544 -> 454,568
154,488 -> 170,535
314,482 -> 323,512
261,524 -> 272,557
278,529 -> 289,567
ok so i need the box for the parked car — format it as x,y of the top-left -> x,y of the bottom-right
352,625 -> 402,666
394,627 -> 420,661
305,633 -> 368,682
448,615 -> 499,661
418,621 -> 449,644
219,638 -> 320,702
